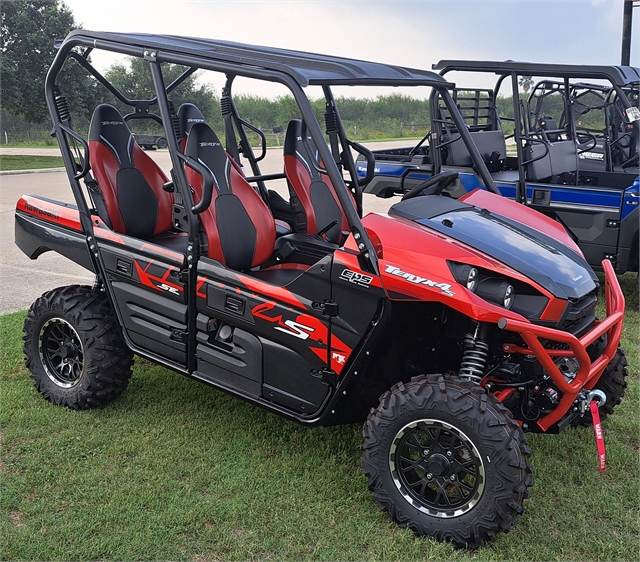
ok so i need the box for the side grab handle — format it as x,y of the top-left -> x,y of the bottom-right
179,153 -> 215,214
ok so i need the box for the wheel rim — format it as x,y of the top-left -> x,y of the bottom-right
38,318 -> 85,388
389,419 -> 485,518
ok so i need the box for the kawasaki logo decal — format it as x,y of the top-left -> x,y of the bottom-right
23,201 -> 60,220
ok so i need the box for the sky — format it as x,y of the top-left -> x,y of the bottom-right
61,0 -> 638,97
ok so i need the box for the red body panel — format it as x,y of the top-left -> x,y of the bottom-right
17,195 -> 82,232
355,212 -> 555,324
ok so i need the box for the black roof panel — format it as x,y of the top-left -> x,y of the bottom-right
433,60 -> 640,87
63,30 -> 451,87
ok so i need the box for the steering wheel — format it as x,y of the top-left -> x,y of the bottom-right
621,153 -> 639,169
401,170 -> 459,201
575,128 -> 598,155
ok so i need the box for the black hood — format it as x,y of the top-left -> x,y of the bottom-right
389,196 -> 597,299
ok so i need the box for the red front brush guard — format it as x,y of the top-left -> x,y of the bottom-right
498,260 -> 625,432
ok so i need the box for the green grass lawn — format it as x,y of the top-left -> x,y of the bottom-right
1,274 -> 638,561
0,155 -> 64,172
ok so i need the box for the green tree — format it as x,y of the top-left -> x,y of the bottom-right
0,0 -> 92,123
103,57 -> 220,129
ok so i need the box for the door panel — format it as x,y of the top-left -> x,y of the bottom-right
98,237 -> 188,365
196,256 -> 333,413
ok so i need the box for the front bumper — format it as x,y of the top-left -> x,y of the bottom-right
499,260 -> 625,431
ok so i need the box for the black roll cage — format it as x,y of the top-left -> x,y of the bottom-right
47,31 -> 500,275
432,60 -> 640,186
46,33 -> 504,377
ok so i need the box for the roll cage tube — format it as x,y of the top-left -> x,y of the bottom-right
45,42 -> 97,241
510,72 -> 528,204
69,50 -> 198,104
437,87 -> 501,195
220,77 -> 273,206
45,41 -> 192,377
148,59 -> 201,374
322,86 -> 365,216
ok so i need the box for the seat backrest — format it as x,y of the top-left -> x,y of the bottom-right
537,116 -> 561,143
283,119 -> 351,244
88,104 -> 173,238
177,103 -> 206,152
446,130 -> 508,168
527,140 -> 578,181
184,122 -> 275,270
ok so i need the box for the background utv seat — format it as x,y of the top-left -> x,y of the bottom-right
283,119 -> 353,244
88,104 -> 178,243
525,116 -> 578,182
184,122 -> 276,271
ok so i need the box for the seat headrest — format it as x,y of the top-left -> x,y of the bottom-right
178,103 -> 206,141
89,104 -> 135,167
538,116 -> 557,130
185,122 -> 232,194
284,119 -> 322,179
284,119 -> 303,156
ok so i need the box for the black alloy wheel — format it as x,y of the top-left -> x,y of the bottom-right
23,285 -> 133,409
390,418 -> 485,518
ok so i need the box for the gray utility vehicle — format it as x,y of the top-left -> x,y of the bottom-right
132,133 -> 168,150
358,61 -> 639,275
15,33 -> 626,548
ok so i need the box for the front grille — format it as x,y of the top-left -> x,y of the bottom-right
561,291 -> 598,336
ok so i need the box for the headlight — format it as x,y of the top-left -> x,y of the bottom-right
447,261 -> 548,317
476,278 -> 515,309
465,267 -> 479,292
450,263 -> 479,292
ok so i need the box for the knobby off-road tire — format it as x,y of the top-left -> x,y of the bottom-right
23,285 -> 133,409
572,348 -> 628,427
362,374 -> 533,548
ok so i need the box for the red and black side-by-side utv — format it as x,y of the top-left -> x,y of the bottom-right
15,31 -> 627,548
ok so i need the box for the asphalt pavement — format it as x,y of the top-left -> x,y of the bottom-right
0,142 -> 412,314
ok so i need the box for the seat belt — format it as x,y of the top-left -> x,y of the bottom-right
221,87 -> 242,165
83,172 -> 112,228
324,100 -> 343,170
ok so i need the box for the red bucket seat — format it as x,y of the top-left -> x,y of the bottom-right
88,104 -> 174,239
184,122 -> 276,271
283,119 -> 353,244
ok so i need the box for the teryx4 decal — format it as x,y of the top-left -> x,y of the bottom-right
252,301 -> 316,340
384,265 -> 455,296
